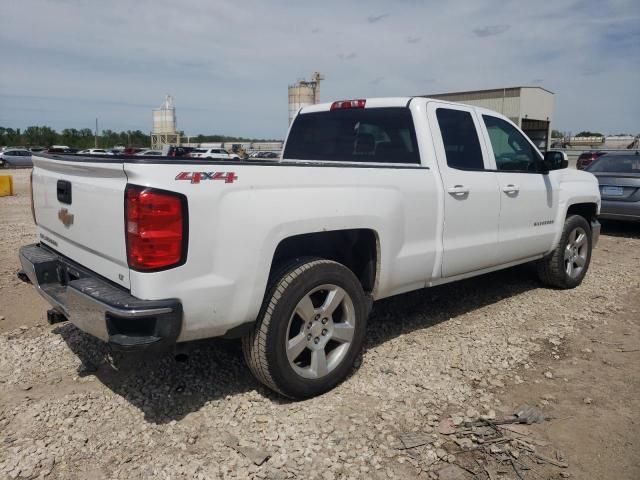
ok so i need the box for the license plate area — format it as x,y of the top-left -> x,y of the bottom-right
602,186 -> 624,196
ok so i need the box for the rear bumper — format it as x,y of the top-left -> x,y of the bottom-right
599,200 -> 640,222
19,243 -> 182,350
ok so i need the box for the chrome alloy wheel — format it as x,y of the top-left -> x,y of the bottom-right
285,284 -> 356,379
564,226 -> 588,279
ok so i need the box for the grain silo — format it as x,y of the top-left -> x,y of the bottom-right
151,95 -> 181,149
288,72 -> 323,124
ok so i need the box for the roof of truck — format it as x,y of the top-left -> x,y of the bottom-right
300,97 -> 413,114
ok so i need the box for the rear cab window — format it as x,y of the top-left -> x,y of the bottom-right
283,107 -> 420,164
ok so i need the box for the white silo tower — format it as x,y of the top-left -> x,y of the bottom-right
151,95 -> 181,149
288,72 -> 324,124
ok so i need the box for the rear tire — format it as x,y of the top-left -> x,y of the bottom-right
242,258 -> 367,399
537,214 -> 592,289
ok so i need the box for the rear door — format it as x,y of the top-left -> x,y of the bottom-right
427,102 -> 501,277
478,114 -> 559,262
31,155 -> 130,288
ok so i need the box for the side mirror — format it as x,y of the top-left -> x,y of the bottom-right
544,150 -> 569,171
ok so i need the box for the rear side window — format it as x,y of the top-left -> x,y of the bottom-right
283,107 -> 420,164
435,108 -> 484,170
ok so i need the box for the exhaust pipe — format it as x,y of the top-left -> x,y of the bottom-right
17,270 -> 31,284
47,309 -> 68,325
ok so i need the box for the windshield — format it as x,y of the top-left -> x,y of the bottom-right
587,155 -> 640,173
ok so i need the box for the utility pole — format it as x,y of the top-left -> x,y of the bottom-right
95,118 -> 98,148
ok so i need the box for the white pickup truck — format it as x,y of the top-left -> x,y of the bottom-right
20,97 -> 601,398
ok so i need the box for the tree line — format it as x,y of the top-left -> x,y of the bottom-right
0,126 -> 280,149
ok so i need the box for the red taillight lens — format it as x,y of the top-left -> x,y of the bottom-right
330,99 -> 366,110
125,185 -> 187,271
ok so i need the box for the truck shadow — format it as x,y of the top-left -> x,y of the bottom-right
365,265 -> 539,351
55,264 -> 541,424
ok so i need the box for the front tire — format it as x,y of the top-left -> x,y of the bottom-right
242,258 -> 368,399
537,214 -> 593,289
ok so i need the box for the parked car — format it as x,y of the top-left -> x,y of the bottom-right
135,149 -> 162,156
20,96 -> 600,399
189,148 -> 240,160
586,151 -> 640,222
46,147 -> 79,154
160,146 -> 196,157
577,151 -> 607,170
77,149 -> 114,155
0,148 -> 33,167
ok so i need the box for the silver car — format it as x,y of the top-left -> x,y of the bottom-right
0,148 -> 33,168
586,151 -> 640,222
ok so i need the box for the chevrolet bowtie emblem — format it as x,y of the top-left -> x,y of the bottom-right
58,208 -> 74,227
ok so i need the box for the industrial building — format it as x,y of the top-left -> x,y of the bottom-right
288,72 -> 323,124
151,95 -> 180,149
425,86 -> 554,151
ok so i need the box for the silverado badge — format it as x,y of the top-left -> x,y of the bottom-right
58,208 -> 74,227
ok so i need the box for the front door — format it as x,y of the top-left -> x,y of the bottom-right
427,102 -> 501,278
478,114 -> 559,262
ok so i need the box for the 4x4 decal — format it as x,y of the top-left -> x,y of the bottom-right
175,172 -> 238,184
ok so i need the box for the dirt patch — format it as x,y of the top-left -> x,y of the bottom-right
496,288 -> 640,480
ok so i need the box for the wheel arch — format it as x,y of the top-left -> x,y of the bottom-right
566,202 -> 598,223
268,228 -> 380,295
549,200 -> 600,253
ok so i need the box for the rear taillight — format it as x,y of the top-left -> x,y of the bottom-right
125,185 -> 187,271
330,99 -> 366,110
29,170 -> 36,224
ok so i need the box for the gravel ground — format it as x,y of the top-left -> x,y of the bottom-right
1,168 -> 638,479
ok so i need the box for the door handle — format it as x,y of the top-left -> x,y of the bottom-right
447,185 -> 469,195
502,184 -> 519,194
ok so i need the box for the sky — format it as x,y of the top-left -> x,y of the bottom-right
1,0 -> 639,139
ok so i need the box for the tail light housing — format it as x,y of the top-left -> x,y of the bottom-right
125,185 -> 188,271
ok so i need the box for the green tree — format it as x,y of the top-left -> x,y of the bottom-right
575,131 -> 603,137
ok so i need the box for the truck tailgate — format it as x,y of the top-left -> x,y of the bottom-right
32,156 -> 131,288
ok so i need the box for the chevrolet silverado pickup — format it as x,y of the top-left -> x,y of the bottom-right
20,97 -> 601,398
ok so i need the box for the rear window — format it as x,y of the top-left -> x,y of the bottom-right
587,155 -> 640,173
283,107 -> 420,164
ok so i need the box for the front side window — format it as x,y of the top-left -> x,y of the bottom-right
483,115 -> 542,172
283,107 -> 420,164
435,108 -> 484,170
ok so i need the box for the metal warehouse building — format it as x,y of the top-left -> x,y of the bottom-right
425,86 -> 554,151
